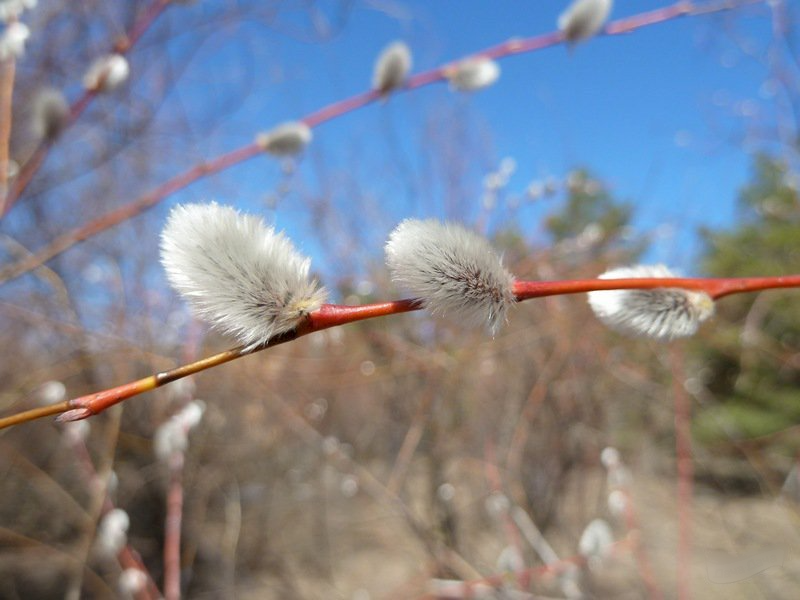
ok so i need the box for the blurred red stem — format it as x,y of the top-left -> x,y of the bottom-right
0,55 -> 16,209
512,274 -> 800,300
164,462 -> 183,600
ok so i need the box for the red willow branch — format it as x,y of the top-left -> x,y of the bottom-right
0,272 -> 797,430
0,0 -> 172,218
0,0 -> 765,284
163,463 -> 183,600
0,49 -> 17,210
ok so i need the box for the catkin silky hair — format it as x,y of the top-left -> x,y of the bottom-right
385,218 -> 515,334
588,264 -> 714,340
558,0 -> 613,43
256,121 -> 312,156
83,54 -> 130,92
447,57 -> 501,92
372,41 -> 412,94
30,88 -> 69,141
160,202 -> 326,349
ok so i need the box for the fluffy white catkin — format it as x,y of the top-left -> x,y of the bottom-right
385,219 -> 516,334
587,264 -> 714,340
558,0 -> 613,43
447,57 -> 501,92
256,121 -> 312,156
0,21 -> 28,60
160,202 -> 327,349
31,88 -> 69,141
96,508 -> 129,558
83,54 -> 129,92
578,518 -> 614,559
372,41 -> 412,94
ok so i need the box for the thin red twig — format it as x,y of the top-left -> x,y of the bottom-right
0,54 -> 17,212
0,272 -> 798,429
164,461 -> 183,600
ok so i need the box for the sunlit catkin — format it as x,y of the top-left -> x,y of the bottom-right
385,218 -> 515,334
256,121 -> 312,156
558,0 -> 613,43
160,202 -> 327,349
0,22 -> 28,60
83,54 -> 130,92
578,518 -> 614,564
587,264 -> 714,340
447,57 -> 501,92
372,41 -> 412,95
31,88 -> 69,141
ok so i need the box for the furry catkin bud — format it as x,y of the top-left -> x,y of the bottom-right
0,22 -> 29,60
96,508 -> 129,558
600,446 -> 620,469
154,401 -> 205,464
36,380 -> 65,404
587,264 -> 714,340
372,41 -> 412,94
119,569 -> 147,598
31,88 -> 69,141
83,54 -> 130,92
558,0 -> 613,43
385,219 -> 515,334
256,121 -> 312,156
578,518 -> 614,560
447,57 -> 500,92
160,202 -> 326,349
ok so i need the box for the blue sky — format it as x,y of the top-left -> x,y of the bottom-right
150,1 -> 784,281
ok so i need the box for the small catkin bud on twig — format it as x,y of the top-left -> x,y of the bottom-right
30,88 -> 69,141
160,202 -> 327,349
154,400 -> 205,465
385,218 -> 515,334
256,121 -> 312,157
578,518 -> 614,563
61,420 -> 90,445
36,380 -> 65,404
118,568 -> 147,599
0,22 -> 29,60
372,41 -> 412,95
447,57 -> 501,92
83,53 -> 130,92
558,0 -> 613,43
607,489 -> 627,518
600,446 -> 620,469
95,508 -> 130,558
587,264 -> 714,340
